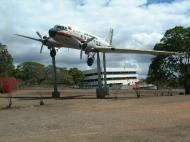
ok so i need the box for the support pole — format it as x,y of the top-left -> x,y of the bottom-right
103,52 -> 109,95
97,52 -> 102,89
50,48 -> 60,98
96,52 -> 106,98
103,52 -> 107,88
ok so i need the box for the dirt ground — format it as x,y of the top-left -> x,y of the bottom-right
0,88 -> 190,142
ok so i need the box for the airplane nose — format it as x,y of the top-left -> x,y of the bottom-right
49,28 -> 57,37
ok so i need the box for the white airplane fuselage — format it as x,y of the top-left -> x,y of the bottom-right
48,25 -> 109,50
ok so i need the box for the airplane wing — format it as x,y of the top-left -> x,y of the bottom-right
15,34 -> 41,42
90,46 -> 179,55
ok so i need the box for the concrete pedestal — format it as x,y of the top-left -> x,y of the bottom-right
52,91 -> 60,98
104,87 -> 109,96
96,88 -> 109,99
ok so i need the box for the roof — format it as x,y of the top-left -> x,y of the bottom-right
83,68 -> 138,74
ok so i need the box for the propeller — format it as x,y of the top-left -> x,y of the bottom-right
36,31 -> 48,54
15,31 -> 48,54
36,31 -> 42,39
80,37 -> 95,59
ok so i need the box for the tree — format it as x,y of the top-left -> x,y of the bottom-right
0,43 -> 14,77
44,65 -> 54,84
147,26 -> 190,94
69,68 -> 85,85
17,61 -> 47,85
45,65 -> 74,85
58,68 -> 74,85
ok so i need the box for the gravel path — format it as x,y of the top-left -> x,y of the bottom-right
0,88 -> 190,142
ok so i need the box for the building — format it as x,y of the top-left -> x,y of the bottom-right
81,68 -> 139,89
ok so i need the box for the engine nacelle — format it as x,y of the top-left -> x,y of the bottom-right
87,57 -> 94,66
80,43 -> 87,50
87,53 -> 95,66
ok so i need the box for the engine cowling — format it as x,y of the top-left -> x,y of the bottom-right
87,53 -> 95,66
81,43 -> 87,50
87,57 -> 94,66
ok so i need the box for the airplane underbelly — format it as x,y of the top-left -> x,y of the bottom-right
55,35 -> 79,49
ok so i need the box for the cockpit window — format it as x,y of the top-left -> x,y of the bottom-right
56,26 -> 62,30
54,25 -> 67,31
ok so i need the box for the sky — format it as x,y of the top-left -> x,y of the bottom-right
0,0 -> 190,78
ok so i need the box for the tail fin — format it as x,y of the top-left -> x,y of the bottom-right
106,28 -> 114,46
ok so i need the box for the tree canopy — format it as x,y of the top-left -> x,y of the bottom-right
14,63 -> 84,86
45,65 -> 74,85
147,26 -> 190,94
0,42 -> 85,86
0,43 -> 14,76
16,61 -> 47,85
69,68 -> 85,85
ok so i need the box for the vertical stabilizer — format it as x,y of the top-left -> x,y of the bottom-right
106,28 -> 114,46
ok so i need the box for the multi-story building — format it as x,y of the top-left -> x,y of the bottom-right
81,68 -> 139,89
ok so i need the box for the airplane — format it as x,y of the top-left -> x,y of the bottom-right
16,24 -> 180,67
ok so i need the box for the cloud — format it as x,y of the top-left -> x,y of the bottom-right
146,0 -> 175,5
0,0 -> 190,78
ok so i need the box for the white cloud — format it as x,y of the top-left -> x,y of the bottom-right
0,0 -> 190,78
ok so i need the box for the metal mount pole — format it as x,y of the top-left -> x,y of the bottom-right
50,48 -> 60,98
97,52 -> 102,89
103,52 -> 109,95
103,52 -> 107,88
96,52 -> 106,98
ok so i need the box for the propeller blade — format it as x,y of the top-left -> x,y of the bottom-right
85,37 -> 95,44
15,34 -> 41,42
36,31 -> 42,39
80,49 -> 83,59
40,44 -> 43,54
